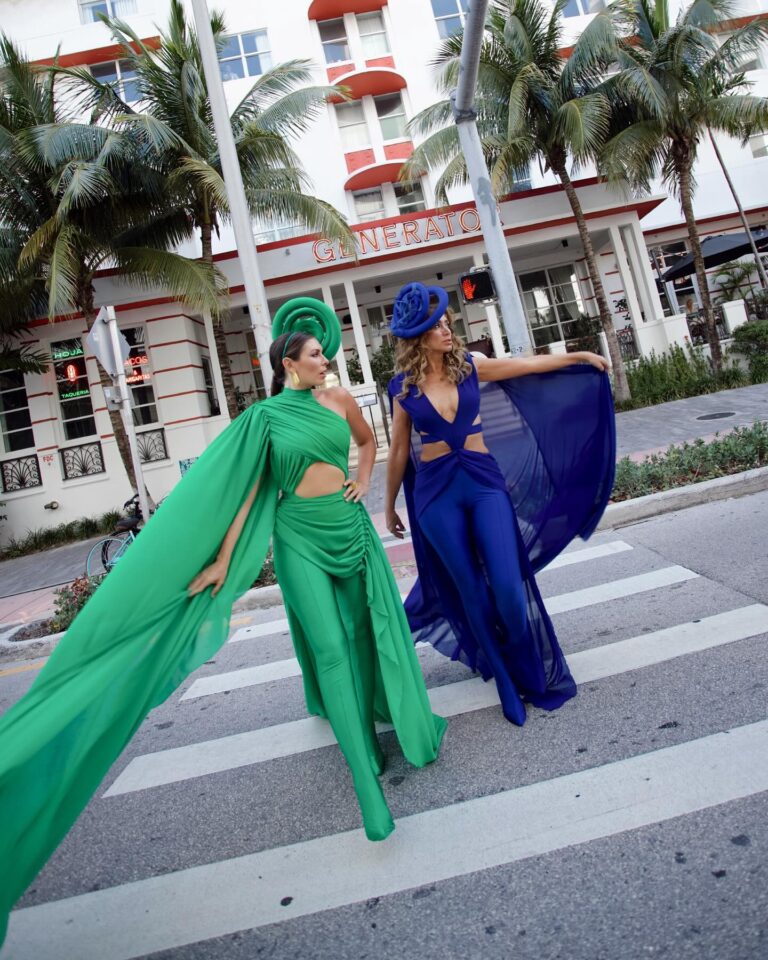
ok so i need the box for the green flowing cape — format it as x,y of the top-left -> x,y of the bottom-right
0,402 -> 276,940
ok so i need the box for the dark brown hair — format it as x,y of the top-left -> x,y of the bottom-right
268,331 -> 314,396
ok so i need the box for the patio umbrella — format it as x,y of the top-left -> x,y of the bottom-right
661,229 -> 768,281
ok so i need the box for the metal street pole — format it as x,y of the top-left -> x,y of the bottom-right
189,0 -> 273,390
452,0 -> 531,356
104,308 -> 151,526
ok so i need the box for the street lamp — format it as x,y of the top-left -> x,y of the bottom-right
189,0 -> 274,390
452,0 -> 532,356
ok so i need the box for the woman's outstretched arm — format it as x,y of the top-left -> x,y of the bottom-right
188,479 -> 260,597
385,401 -> 412,539
473,350 -> 609,382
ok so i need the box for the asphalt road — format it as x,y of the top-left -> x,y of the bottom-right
1,490 -> 767,960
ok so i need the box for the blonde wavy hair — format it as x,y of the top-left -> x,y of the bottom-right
394,307 -> 472,399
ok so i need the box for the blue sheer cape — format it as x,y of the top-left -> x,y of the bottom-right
394,366 -> 616,680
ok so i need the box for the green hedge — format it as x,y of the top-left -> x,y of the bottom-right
612,422 -> 768,502
0,510 -> 123,560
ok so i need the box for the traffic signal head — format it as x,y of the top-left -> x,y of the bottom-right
458,268 -> 496,304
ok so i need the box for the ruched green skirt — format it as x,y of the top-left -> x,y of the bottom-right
273,491 -> 447,839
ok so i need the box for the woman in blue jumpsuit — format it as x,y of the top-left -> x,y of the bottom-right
385,282 -> 615,725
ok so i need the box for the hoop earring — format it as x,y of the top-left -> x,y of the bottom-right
290,370 -> 301,388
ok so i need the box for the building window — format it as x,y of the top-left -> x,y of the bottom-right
254,220 -> 305,244
79,0 -> 136,24
358,12 -> 389,58
0,370 -> 35,454
91,60 -> 139,103
519,266 -> 587,349
51,339 -> 97,441
353,188 -> 386,222
430,0 -> 469,38
244,332 -> 268,401
122,327 -> 158,427
218,31 -> 272,81
749,133 -> 768,159
562,0 -> 605,17
336,102 -> 371,149
318,18 -> 350,64
394,182 -> 426,215
375,93 -> 407,140
200,356 -> 221,416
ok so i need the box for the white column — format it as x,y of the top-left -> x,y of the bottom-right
343,279 -> 374,384
321,284 -> 350,388
473,252 -> 507,357
608,224 -> 644,329
623,222 -> 665,322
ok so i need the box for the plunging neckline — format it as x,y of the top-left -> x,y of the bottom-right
421,380 -> 461,425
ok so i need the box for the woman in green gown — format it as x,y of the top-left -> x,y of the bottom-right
0,299 -> 446,944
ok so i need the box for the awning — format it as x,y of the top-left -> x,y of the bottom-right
661,229 -> 768,281
308,0 -> 386,19
331,67 -> 407,101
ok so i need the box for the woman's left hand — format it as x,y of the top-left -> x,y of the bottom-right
343,478 -> 368,502
582,352 -> 611,372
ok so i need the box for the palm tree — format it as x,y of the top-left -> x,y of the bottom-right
0,228 -> 49,373
402,0 -> 633,402
63,0 -> 353,419
0,35 -> 224,488
601,0 -> 768,371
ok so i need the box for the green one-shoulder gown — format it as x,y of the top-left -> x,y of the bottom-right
0,387 -> 446,944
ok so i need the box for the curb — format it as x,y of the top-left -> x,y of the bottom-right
599,464 -> 768,529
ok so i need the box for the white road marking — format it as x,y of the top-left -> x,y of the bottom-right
8,719 -> 768,960
106,604 -> 767,796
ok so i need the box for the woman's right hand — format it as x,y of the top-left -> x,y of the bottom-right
188,557 -> 230,598
386,509 -> 407,540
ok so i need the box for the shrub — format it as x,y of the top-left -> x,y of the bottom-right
618,343 -> 747,410
49,575 -> 105,633
0,508 -> 125,559
611,422 -> 768,501
732,320 -> 768,384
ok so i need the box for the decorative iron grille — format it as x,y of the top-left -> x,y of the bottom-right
616,325 -> 640,361
60,442 -> 105,480
1,455 -> 42,493
137,428 -> 168,463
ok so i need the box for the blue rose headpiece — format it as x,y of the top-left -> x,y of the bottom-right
390,282 -> 450,339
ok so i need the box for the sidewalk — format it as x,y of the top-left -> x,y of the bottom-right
1,382 -> 766,631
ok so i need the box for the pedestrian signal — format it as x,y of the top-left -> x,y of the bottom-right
458,268 -> 496,304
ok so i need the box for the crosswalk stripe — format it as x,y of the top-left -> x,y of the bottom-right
539,539 -> 632,570
226,547 -> 663,647
545,565 -> 697,614
105,603 -> 767,797
9,718 -> 768,960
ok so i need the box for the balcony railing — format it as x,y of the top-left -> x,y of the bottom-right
685,308 -> 729,344
60,442 -> 105,481
1,454 -> 42,494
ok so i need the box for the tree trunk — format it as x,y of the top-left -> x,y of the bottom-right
673,147 -> 723,371
78,282 -> 138,490
708,126 -> 768,290
200,221 -> 239,420
555,160 -> 632,403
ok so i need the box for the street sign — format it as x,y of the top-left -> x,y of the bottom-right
355,393 -> 378,408
86,306 -> 130,377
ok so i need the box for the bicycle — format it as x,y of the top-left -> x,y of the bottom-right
85,494 -> 143,578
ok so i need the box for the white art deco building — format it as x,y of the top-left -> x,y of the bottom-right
1,0 -> 766,539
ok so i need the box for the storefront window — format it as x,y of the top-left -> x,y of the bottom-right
201,356 -> 221,416
52,338 -> 97,441
122,327 -> 158,426
519,266 -> 586,349
649,242 -> 696,314
0,370 -> 35,453
245,331 -> 268,401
